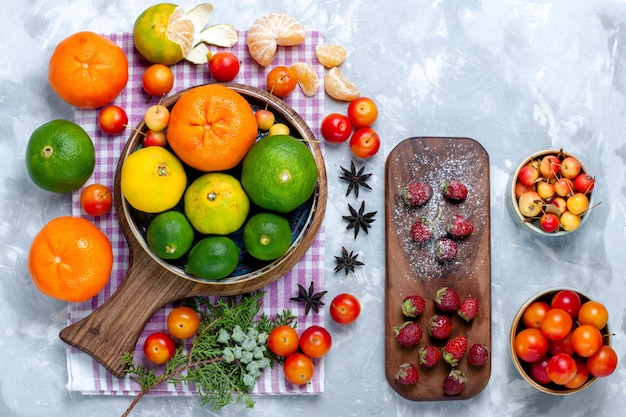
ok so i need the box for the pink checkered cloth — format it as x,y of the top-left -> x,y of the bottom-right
67,31 -> 326,396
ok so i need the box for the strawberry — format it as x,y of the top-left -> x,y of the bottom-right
402,295 -> 426,318
443,180 -> 468,202
411,219 -> 432,243
418,345 -> 442,368
395,362 -> 419,385
433,287 -> 460,313
400,181 -> 432,207
433,237 -> 457,262
443,369 -> 467,395
468,343 -> 489,366
394,321 -> 423,347
428,314 -> 452,340
442,335 -> 468,367
458,296 -> 480,322
446,214 -> 473,238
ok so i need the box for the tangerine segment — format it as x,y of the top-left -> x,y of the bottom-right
324,67 -> 360,101
167,84 -> 258,172
290,62 -> 319,97
28,216 -> 113,303
167,7 -> 196,56
48,31 -> 128,109
247,13 -> 306,67
315,44 -> 347,68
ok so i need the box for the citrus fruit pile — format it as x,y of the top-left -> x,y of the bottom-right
119,84 -> 319,281
25,9 -> 321,300
27,30 -> 131,195
25,29 -> 133,303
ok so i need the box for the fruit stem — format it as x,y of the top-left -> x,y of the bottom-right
421,206 -> 443,226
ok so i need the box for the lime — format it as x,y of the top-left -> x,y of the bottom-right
146,211 -> 195,260
243,212 -> 293,261
186,236 -> 240,280
120,146 -> 187,213
241,135 -> 318,213
25,119 -> 95,193
184,173 -> 250,235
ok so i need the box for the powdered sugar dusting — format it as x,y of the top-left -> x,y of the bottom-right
387,138 -> 489,282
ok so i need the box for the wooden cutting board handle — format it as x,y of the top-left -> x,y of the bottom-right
59,247 -> 209,379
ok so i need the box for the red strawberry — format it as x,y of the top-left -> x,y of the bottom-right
433,287 -> 460,313
468,343 -> 489,366
410,219 -> 432,243
394,321 -> 423,347
443,180 -> 468,202
402,295 -> 426,318
400,181 -> 432,207
418,345 -> 442,368
428,314 -> 452,340
395,362 -> 419,385
433,237 -> 457,262
443,369 -> 467,395
458,296 -> 479,322
447,214 -> 473,238
442,335 -> 468,367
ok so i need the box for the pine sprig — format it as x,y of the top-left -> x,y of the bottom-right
121,292 -> 297,416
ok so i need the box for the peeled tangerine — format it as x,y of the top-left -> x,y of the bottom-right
324,67 -> 360,101
315,44 -> 347,68
290,62 -> 319,97
246,13 -> 306,67
133,3 -> 238,65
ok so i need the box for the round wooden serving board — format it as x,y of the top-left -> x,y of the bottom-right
59,84 -> 327,378
384,137 -> 491,401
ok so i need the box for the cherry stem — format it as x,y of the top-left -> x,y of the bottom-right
154,94 -> 166,113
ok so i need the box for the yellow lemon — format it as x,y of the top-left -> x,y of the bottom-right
120,146 -> 187,213
184,172 -> 250,235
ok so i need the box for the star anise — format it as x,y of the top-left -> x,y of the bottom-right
334,246 -> 364,275
342,200 -> 377,238
290,281 -> 327,315
339,161 -> 372,198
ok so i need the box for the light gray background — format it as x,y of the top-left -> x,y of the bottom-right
1,1 -> 625,416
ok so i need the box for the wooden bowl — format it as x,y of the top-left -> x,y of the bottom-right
509,288 -> 611,394
60,83 -> 327,378
121,84 -> 326,287
506,149 -> 594,236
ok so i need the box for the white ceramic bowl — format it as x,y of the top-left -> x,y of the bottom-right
506,149 -> 594,237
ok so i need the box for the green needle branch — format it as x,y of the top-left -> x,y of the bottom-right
120,292 -> 296,416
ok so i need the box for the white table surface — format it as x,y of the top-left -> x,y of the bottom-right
1,1 -> 625,416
